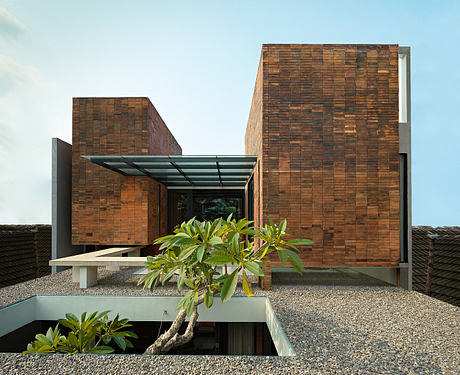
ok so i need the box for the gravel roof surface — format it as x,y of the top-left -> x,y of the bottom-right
0,268 -> 459,374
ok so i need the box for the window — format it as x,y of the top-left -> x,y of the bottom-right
399,154 -> 408,262
398,53 -> 408,123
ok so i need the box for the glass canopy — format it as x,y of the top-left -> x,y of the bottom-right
83,155 -> 257,187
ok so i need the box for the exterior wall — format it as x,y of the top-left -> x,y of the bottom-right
245,57 -> 264,246
52,138 -> 83,272
398,46 -> 412,290
245,44 -> 400,268
72,97 -> 181,246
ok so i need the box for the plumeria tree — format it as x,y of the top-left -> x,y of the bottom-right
138,216 -> 313,354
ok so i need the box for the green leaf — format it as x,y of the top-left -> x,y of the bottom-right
184,278 -> 195,289
244,261 -> 264,277
279,219 -> 287,234
65,313 -> 78,323
125,339 -> 134,349
285,248 -> 304,274
87,345 -> 115,354
186,295 -> 196,317
196,245 -> 206,262
204,255 -> 234,266
204,290 -> 214,308
153,234 -> 175,244
179,245 -> 199,261
162,266 -> 179,285
277,249 -> 288,264
242,270 -> 254,297
220,269 -> 239,303
35,334 -> 50,346
113,335 -> 127,351
209,249 -> 230,257
287,238 -> 314,246
68,332 -> 78,348
256,244 -> 270,260
177,265 -> 185,292
174,238 -> 199,248
209,236 -> 223,245
231,233 -> 240,255
177,290 -> 193,310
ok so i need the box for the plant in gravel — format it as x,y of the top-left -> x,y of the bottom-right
138,216 -> 313,354
23,311 -> 138,354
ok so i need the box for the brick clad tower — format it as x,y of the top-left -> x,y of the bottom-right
246,45 -> 401,273
72,97 -> 181,246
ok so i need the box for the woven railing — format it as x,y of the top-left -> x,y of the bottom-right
0,225 -> 51,288
412,226 -> 460,307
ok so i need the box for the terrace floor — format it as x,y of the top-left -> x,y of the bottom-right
1,268 -> 459,374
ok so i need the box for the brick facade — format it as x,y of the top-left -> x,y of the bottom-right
246,44 -> 400,269
72,97 -> 181,246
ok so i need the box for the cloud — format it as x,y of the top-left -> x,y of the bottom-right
0,8 -> 26,41
0,55 -> 40,96
0,121 -> 17,163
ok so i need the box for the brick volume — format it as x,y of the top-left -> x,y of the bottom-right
246,44 -> 400,269
72,97 -> 181,246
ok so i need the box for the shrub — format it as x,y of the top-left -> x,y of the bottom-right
139,216 -> 313,354
23,311 -> 138,354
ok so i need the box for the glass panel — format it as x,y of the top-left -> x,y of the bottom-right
399,53 -> 407,123
118,169 -> 144,175
217,168 -> 251,173
248,177 -> 254,221
176,162 -> 217,168
192,193 -> 243,222
187,175 -> 219,179
169,193 -> 188,231
168,190 -> 244,232
400,154 -> 408,262
146,169 -> 178,173
218,162 -> 255,166
137,162 -> 173,167
181,168 -> 217,173
104,162 -> 127,167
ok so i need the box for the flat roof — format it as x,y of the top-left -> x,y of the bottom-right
83,155 -> 257,187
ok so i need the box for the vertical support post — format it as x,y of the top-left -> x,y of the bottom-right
128,248 -> 141,257
425,234 -> 437,296
80,266 -> 98,288
72,266 -> 80,282
260,263 -> 272,290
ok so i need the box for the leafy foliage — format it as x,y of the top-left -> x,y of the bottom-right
23,311 -> 138,354
138,216 -> 313,316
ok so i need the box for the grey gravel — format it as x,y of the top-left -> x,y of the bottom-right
0,267 -> 459,374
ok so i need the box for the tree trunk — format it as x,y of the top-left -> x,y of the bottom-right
144,293 -> 206,355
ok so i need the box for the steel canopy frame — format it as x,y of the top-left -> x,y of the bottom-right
83,155 -> 257,187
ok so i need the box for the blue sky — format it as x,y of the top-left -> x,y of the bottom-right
0,0 -> 458,226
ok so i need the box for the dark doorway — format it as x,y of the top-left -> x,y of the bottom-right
168,190 -> 245,232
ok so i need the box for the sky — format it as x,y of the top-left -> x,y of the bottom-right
0,0 -> 458,226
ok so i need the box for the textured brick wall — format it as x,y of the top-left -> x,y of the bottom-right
72,97 -> 181,246
245,57 -> 264,246
246,44 -> 400,268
